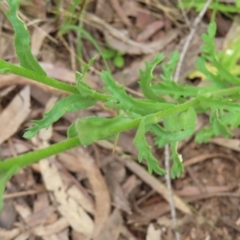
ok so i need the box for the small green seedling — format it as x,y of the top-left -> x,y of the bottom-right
1,0 -> 240,213
102,48 -> 125,68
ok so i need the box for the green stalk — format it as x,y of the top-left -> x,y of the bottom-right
0,137 -> 80,170
0,60 -> 79,94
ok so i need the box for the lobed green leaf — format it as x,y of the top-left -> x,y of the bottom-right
161,51 -> 179,82
139,53 -> 165,101
24,95 -> 96,139
101,71 -> 173,115
133,120 -> 166,175
153,108 -> 197,147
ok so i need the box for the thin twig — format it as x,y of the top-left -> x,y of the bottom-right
164,144 -> 180,240
164,1 -> 212,239
174,0 -> 212,82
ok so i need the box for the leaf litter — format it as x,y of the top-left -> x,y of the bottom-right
0,0 -> 240,239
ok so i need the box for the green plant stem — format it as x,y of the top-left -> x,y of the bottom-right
0,60 -> 79,94
0,137 -> 80,170
144,98 -> 199,125
0,99 -> 200,172
212,86 -> 240,97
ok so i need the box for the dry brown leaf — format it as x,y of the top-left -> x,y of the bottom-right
104,28 -> 178,54
57,151 -> 85,173
0,228 -> 21,240
0,200 -> 16,231
40,158 -> 94,237
122,175 -> 141,198
14,201 -> 32,220
210,138 -> 240,152
55,229 -> 69,240
84,12 -> 179,55
31,22 -> 55,56
146,223 -> 161,240
14,232 -> 31,240
32,218 -> 69,237
0,140 -> 30,158
39,62 -> 75,84
0,86 -> 30,145
98,140 -> 191,215
94,209 -> 123,240
76,148 -> 111,238
25,206 -> 55,228
120,226 -> 138,240
127,202 -> 170,224
113,54 -> 155,86
176,185 -> 233,197
223,17 -> 240,49
110,0 -> 132,27
121,157 -> 192,215
72,230 -> 91,240
136,20 -> 164,42
67,185 -> 94,214
105,165 -> 131,213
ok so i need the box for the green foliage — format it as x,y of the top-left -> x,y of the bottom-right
134,120 -> 166,175
24,95 -> 96,139
0,166 -> 20,212
180,0 -> 240,13
76,116 -> 137,146
102,47 -> 125,68
2,0 -> 240,213
5,0 -> 46,75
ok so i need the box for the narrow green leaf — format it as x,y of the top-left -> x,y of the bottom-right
101,71 -> 173,115
5,0 -> 46,75
133,120 -> 166,175
24,95 -> 96,139
0,166 -> 19,212
75,56 -> 96,83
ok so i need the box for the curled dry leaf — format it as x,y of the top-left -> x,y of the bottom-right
0,227 -> 20,240
76,148 -> 111,238
0,86 -> 30,145
40,158 -> 94,237
32,218 -> 69,237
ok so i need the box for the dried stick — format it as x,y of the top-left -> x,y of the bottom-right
164,144 -> 181,240
164,1 -> 213,239
174,0 -> 212,82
